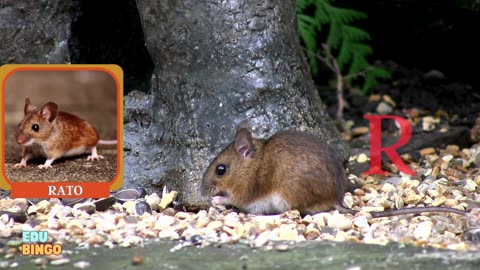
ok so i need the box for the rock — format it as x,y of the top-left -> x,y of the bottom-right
414,221 -> 433,241
382,95 -> 396,107
277,224 -> 299,241
145,193 -> 161,211
343,195 -> 354,208
362,206 -> 385,212
376,102 -> 393,114
356,154 -> 369,163
464,179 -> 478,192
327,212 -> 353,231
352,216 -> 370,229
445,145 -> 460,155
312,213 -> 329,227
423,69 -> 445,80
154,215 -> 175,230
385,177 -> 404,185
444,199 -> 459,207
368,94 -> 381,102
354,189 -> 366,196
464,228 -> 480,243
422,116 -> 439,131
351,126 -> 369,136
206,221 -> 223,231
304,225 -> 320,240
431,196 -> 447,207
159,190 -> 178,210
73,261 -> 91,269
50,258 -> 71,266
442,154 -> 454,162
420,148 -> 436,156
405,193 -> 424,205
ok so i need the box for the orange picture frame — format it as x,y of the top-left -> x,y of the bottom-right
0,64 -> 124,198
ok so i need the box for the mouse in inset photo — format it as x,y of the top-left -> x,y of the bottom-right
201,119 -> 467,218
14,97 -> 116,169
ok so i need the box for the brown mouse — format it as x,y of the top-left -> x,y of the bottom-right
14,97 -> 116,169
201,119 -> 466,218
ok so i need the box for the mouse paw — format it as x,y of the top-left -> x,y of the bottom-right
87,154 -> 104,161
38,164 -> 52,169
212,196 -> 229,206
14,163 -> 26,169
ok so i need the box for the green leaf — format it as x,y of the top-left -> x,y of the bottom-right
296,0 -> 385,91
362,67 -> 391,94
337,41 -> 353,71
342,25 -> 371,42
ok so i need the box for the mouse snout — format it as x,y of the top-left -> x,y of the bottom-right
200,181 -> 218,197
15,133 -> 32,145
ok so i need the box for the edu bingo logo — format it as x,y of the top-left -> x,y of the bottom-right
22,231 -> 62,255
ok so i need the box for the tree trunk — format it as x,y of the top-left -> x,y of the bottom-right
126,0 -> 349,209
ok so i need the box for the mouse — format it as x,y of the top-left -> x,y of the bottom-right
201,119 -> 467,218
14,97 -> 116,169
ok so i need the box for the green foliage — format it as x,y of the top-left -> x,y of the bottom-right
297,0 -> 390,93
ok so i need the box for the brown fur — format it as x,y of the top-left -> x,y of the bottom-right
15,98 -> 99,164
202,123 -> 347,215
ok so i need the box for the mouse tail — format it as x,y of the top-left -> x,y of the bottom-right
334,204 -> 359,215
369,206 -> 467,218
98,139 -> 117,145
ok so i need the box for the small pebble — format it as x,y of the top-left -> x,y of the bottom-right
420,148 -> 436,156
446,145 -> 459,155
352,216 -> 370,229
145,193 -> 161,211
277,224 -> 299,240
73,261 -> 91,269
274,244 -> 289,252
432,196 -> 447,207
50,258 -> 71,266
132,255 -> 144,265
442,154 -> 454,162
464,179 -> 478,192
354,188 -> 365,196
159,191 -> 178,210
356,154 -> 369,163
376,102 -> 393,114
414,221 -> 433,241
327,212 -> 352,231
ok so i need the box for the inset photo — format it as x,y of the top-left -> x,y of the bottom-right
3,68 -> 120,183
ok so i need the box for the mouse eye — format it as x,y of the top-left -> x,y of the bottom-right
215,164 -> 227,176
32,124 -> 39,132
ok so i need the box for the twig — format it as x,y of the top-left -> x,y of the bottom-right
319,44 -> 346,123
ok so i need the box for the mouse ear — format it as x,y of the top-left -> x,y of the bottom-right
24,97 -> 37,115
41,102 -> 58,122
236,119 -> 249,132
235,128 -> 253,158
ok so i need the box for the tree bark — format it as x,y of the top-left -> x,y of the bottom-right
126,0 -> 349,209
